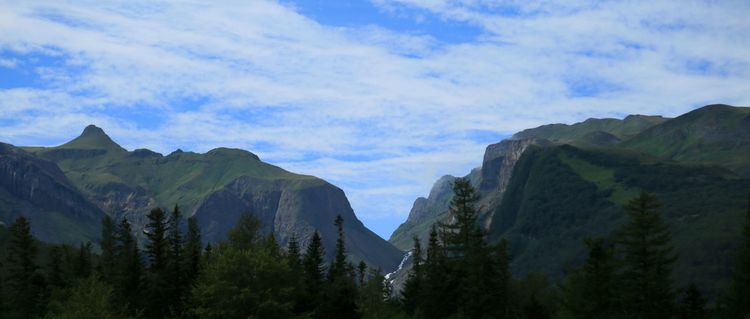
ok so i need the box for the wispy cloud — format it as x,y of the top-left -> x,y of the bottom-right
0,0 -> 748,238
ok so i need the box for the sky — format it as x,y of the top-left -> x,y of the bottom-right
1,0 -> 749,239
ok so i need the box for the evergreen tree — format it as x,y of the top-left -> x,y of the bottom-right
420,225 -> 451,319
227,213 -> 262,250
184,216 -> 202,286
523,294 -> 550,319
47,246 -> 66,289
493,239 -> 512,319
73,242 -> 92,279
115,218 -> 143,314
301,231 -> 326,317
5,216 -> 43,319
679,282 -> 706,319
558,238 -> 617,319
400,236 -> 423,316
358,268 -> 407,319
618,191 -> 676,319
287,234 -> 302,274
166,205 -> 185,315
98,216 -> 117,284
357,261 -> 367,287
322,215 -> 360,319
439,177 -> 481,259
45,275 -> 133,319
727,192 -> 750,317
204,243 -> 214,263
145,207 -> 168,272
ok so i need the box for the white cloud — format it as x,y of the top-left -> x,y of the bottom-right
0,0 -> 749,238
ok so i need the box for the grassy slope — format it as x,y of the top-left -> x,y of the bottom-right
513,114 -> 667,144
490,145 -> 750,297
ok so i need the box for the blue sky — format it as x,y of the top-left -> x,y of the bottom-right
1,0 -> 749,239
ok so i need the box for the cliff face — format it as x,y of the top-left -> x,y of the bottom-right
6,126 -> 403,271
0,143 -> 102,243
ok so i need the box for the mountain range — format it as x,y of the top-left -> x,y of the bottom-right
388,104 -> 750,296
0,125 -> 403,271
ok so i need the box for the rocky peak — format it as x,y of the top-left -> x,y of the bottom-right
480,138 -> 552,193
59,125 -> 126,152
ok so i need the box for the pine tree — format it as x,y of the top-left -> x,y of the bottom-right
679,282 -> 706,319
166,205 -> 185,315
98,215 -> 117,284
558,238 -> 617,319
74,242 -> 93,279
727,192 -> 750,317
439,177 -> 481,259
145,207 -> 168,272
5,216 -> 43,319
287,234 -> 302,273
357,261 -> 367,287
420,225 -> 451,319
115,218 -> 143,314
47,246 -> 66,289
323,216 -> 360,319
184,216 -> 202,286
618,191 -> 676,319
493,239 -> 512,319
401,236 -> 423,316
301,231 -> 326,317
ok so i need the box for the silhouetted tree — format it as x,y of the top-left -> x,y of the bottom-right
98,216 -> 117,284
115,218 -> 142,314
558,238 -> 617,319
727,192 -> 750,317
184,216 -> 202,286
401,236 -> 423,316
301,231 -> 326,317
5,216 -> 44,319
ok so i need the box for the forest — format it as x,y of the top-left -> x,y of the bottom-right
1,178 -> 749,319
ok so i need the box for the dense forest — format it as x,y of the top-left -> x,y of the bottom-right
1,179 -> 749,319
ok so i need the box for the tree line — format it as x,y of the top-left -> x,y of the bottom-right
0,179 -> 748,318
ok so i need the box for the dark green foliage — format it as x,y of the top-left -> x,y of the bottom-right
523,294 -> 550,319
114,218 -> 143,314
166,205 -> 184,315
557,238 -> 617,319
727,193 -> 750,317
358,268 -> 407,319
185,216 -> 202,285
679,282 -> 707,319
357,260 -> 367,286
97,215 -> 116,284
73,242 -> 92,279
5,216 -> 45,319
189,213 -> 295,319
45,275 -> 133,319
301,231 -> 326,317
145,207 -> 168,272
47,246 -> 65,289
618,191 -> 676,319
321,215 -> 360,319
400,236 -> 422,316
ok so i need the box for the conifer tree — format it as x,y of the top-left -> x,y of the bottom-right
5,216 -> 43,319
166,205 -> 184,315
323,215 -> 360,319
357,261 -> 367,287
47,246 -> 66,289
493,239 -> 512,319
558,238 -> 617,319
679,282 -> 706,319
400,236 -> 423,316
301,231 -> 326,317
144,207 -> 170,318
727,192 -> 750,317
287,234 -> 302,273
618,191 -> 676,319
74,242 -> 93,279
184,216 -> 202,286
329,215 -> 348,279
115,218 -> 143,313
420,225 -> 451,319
145,207 -> 168,272
98,215 -> 117,283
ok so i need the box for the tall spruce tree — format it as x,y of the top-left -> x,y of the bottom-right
115,218 -> 143,314
98,215 -> 117,283
5,216 -> 43,319
301,231 -> 326,317
558,238 -> 617,319
420,225 -> 451,319
145,207 -> 168,272
166,205 -> 185,315
727,192 -> 750,317
400,236 -> 423,316
323,215 -> 360,319
618,191 -> 676,319
287,234 -> 302,273
185,216 -> 202,286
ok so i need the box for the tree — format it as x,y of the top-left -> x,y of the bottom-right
166,205 -> 185,315
189,214 -> 295,319
184,216 -> 202,286
493,239 -> 512,319
73,242 -> 92,279
287,234 -> 302,274
5,216 -> 45,319
97,216 -> 117,284
727,192 -> 750,317
144,207 -> 170,318
679,282 -> 706,319
114,218 -> 142,314
45,276 -> 133,319
322,216 -> 360,319
618,191 -> 676,319
419,225 -> 451,319
47,246 -> 66,289
358,268 -> 408,319
400,236 -> 423,316
357,261 -> 367,287
301,231 -> 326,317
558,238 -> 617,319
145,207 -> 168,272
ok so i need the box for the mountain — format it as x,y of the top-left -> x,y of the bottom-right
389,104 -> 750,296
2,126 -> 402,271
0,143 -> 102,243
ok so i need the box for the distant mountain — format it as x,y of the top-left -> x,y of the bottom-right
2,126 -> 402,271
389,104 -> 750,297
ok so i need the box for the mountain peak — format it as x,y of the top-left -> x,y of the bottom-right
57,125 -> 125,152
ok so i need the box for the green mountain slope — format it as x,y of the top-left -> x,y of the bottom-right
513,114 -> 668,145
8,126 -> 402,270
620,104 -> 750,176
